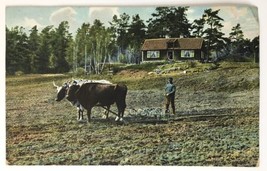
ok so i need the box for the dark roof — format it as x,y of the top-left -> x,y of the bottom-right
141,38 -> 204,50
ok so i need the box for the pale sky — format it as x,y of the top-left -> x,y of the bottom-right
5,5 -> 259,40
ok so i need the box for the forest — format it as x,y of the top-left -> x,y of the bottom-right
6,7 -> 259,75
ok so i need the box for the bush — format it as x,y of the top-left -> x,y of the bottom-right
72,67 -> 86,76
186,60 -> 197,68
15,71 -> 24,76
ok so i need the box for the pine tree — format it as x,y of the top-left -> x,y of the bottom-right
202,8 -> 227,60
6,26 -> 30,74
28,25 -> 40,73
147,7 -> 191,38
229,23 -> 244,42
128,14 -> 146,63
110,13 -> 131,56
50,21 -> 71,73
191,18 -> 205,37
38,26 -> 53,73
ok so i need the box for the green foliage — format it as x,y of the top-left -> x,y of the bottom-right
128,14 -> 146,50
147,7 -> 191,38
14,71 -> 25,76
229,23 -> 244,42
6,26 -> 31,74
72,67 -> 86,76
119,54 -> 127,64
50,21 -> 72,73
110,13 -> 131,51
202,8 -> 226,59
191,18 -> 205,37
38,26 -> 53,73
186,60 -> 197,68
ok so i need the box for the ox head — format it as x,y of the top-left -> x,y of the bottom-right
53,81 -> 69,101
66,83 -> 80,102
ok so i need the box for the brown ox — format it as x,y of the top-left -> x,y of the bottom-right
66,82 -> 127,122
53,80 -> 112,121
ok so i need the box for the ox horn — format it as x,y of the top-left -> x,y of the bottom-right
53,81 -> 59,88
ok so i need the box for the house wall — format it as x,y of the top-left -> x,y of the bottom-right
142,50 -> 167,61
176,49 -> 202,60
142,49 -> 204,62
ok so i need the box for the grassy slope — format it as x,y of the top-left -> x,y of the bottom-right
6,61 -> 259,166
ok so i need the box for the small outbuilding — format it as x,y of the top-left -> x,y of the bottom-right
141,38 -> 205,62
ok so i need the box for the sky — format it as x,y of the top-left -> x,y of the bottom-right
5,5 -> 259,40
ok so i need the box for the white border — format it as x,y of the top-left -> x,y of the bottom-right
1,0 -> 266,171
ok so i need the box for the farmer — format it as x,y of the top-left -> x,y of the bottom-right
165,77 -> 176,114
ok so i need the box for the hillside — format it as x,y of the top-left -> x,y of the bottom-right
86,61 -> 259,91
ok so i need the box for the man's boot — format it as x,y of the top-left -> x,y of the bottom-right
172,108 -> 176,115
165,104 -> 169,114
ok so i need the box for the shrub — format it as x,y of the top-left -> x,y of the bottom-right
15,71 -> 24,76
73,67 -> 86,76
186,60 -> 197,68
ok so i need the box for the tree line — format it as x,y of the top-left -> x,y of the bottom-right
6,7 -> 259,75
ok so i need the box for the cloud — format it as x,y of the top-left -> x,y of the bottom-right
49,7 -> 79,34
212,6 -> 248,20
187,8 -> 195,14
229,7 -> 248,20
88,7 -> 119,26
49,7 -> 77,25
211,6 -> 258,39
21,17 -> 44,29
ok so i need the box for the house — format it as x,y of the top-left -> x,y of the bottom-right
141,38 -> 205,62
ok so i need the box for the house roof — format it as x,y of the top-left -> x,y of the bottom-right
141,38 -> 204,50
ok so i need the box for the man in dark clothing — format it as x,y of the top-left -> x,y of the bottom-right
165,77 -> 176,114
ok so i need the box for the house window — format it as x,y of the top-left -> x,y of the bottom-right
181,50 -> 194,58
147,51 -> 160,58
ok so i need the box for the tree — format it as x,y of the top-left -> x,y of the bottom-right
202,8 -> 227,60
28,25 -> 40,73
110,13 -> 131,58
229,23 -> 244,42
191,18 -> 205,37
6,26 -> 18,74
6,26 -> 30,74
228,23 -> 245,57
168,7 -> 191,37
50,21 -> 72,73
147,7 -> 191,38
38,26 -> 53,73
75,23 -> 90,70
88,20 -> 114,74
251,36 -> 259,63
128,14 -> 146,63
147,7 -> 170,38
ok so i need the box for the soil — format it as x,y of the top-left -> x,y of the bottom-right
6,63 -> 259,166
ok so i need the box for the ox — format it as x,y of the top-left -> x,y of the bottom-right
66,82 -> 127,122
53,79 -> 113,121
